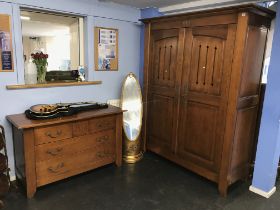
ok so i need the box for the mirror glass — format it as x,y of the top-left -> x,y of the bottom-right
121,74 -> 143,141
21,10 -> 84,72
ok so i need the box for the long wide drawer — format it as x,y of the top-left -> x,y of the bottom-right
35,130 -> 115,162
36,149 -> 115,186
35,129 -> 116,186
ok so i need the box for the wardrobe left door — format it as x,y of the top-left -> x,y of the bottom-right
146,27 -> 185,157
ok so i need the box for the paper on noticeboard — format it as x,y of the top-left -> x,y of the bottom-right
98,28 -> 117,70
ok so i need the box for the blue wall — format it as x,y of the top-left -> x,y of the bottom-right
0,0 -> 141,178
252,4 -> 280,193
141,7 -> 163,19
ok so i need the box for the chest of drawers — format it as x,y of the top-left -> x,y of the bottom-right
7,106 -> 123,198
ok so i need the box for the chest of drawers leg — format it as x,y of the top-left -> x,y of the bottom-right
115,114 -> 122,167
23,129 -> 37,198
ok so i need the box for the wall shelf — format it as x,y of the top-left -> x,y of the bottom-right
6,81 -> 102,90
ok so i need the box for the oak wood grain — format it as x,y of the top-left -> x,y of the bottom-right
115,114 -> 122,167
23,129 -> 36,198
142,5 -> 273,196
8,106 -> 123,198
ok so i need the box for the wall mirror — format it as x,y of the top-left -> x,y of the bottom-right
121,73 -> 143,163
20,9 -> 85,83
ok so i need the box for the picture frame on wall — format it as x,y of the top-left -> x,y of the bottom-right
94,27 -> 118,71
0,14 -> 14,72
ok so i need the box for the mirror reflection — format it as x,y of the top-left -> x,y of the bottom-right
21,10 -> 84,72
121,74 -> 143,141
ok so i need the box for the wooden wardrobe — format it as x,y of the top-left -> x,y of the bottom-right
142,4 -> 275,196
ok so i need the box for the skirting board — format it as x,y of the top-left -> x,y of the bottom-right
249,185 -> 276,198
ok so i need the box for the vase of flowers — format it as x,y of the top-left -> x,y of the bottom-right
31,52 -> 48,83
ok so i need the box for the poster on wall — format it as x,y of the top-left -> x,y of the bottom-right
0,14 -> 13,72
94,27 -> 118,71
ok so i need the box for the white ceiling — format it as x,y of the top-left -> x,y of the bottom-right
98,0 -> 200,8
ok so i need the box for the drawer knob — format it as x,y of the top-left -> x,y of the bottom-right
97,124 -> 104,128
96,135 -> 109,143
48,162 -> 64,173
96,152 -> 111,159
97,152 -> 106,158
46,147 -> 63,156
45,130 -> 62,138
97,122 -> 110,129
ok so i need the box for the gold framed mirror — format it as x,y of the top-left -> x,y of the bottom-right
121,72 -> 143,163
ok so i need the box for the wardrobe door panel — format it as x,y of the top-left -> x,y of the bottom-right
148,93 -> 174,149
147,28 -> 184,155
151,30 -> 178,87
178,25 -> 236,175
189,36 -> 225,96
182,102 -> 218,163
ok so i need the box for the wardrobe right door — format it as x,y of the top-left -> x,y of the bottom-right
177,25 -> 237,181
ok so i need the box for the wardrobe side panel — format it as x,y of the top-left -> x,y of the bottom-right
229,22 -> 268,183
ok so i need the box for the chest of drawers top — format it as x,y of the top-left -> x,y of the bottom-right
6,105 -> 123,129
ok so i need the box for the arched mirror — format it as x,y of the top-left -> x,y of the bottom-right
121,73 -> 143,163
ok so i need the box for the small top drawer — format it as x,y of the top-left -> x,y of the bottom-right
34,123 -> 72,145
89,116 -> 115,133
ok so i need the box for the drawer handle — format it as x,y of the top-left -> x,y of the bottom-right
45,130 -> 62,138
96,152 -> 112,159
97,152 -> 106,158
48,162 -> 64,173
46,147 -> 63,156
97,122 -> 111,129
96,135 -> 109,143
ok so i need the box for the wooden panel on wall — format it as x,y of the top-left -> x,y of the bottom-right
0,14 -> 14,72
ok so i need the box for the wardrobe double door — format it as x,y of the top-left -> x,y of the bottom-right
147,23 -> 237,180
